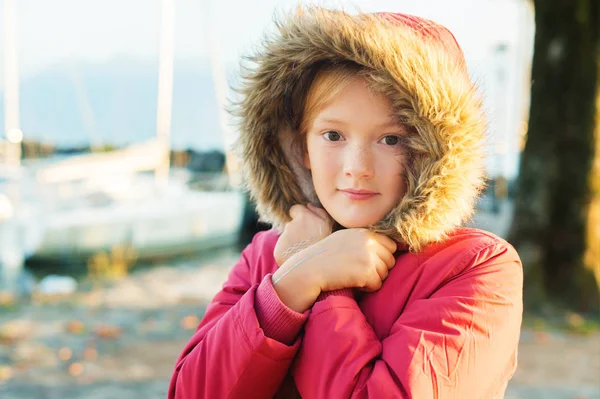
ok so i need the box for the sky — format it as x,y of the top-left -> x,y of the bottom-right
1,0 -> 535,177
2,0 -> 529,77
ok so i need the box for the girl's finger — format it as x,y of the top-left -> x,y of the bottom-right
381,248 -> 396,269
374,233 -> 397,254
375,258 -> 389,281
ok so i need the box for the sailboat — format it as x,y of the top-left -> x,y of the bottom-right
0,0 -> 246,270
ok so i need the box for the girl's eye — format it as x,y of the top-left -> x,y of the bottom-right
323,131 -> 342,142
381,135 -> 401,146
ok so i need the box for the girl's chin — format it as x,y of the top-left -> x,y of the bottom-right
333,218 -> 378,230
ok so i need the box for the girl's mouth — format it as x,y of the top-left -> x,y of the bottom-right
339,189 -> 379,200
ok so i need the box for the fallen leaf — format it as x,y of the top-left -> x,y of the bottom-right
83,347 -> 98,361
180,315 -> 200,330
58,347 -> 72,361
65,320 -> 86,335
94,325 -> 122,340
0,365 -> 13,381
0,320 -> 33,345
68,362 -> 84,376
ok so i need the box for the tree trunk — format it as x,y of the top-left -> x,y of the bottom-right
510,0 -> 599,313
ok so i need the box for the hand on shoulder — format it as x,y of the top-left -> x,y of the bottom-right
272,228 -> 398,313
309,228 -> 397,293
273,203 -> 334,266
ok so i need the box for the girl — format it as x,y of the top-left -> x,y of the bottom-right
169,8 -> 523,399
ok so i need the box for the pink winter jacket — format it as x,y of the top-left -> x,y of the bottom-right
169,227 -> 523,398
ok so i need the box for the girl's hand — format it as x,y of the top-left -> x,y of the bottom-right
273,204 -> 333,267
309,228 -> 397,293
271,227 -> 396,313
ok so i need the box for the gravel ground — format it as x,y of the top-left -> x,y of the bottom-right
0,239 -> 598,399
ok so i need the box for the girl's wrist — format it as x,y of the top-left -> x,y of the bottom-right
272,249 -> 323,313
272,274 -> 319,313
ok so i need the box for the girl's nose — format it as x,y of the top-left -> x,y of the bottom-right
343,145 -> 374,179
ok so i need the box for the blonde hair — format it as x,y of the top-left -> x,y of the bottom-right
293,63 -> 370,159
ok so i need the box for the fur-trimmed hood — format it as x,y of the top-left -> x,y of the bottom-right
233,8 -> 487,252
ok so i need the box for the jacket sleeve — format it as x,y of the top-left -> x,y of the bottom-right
292,241 -> 523,399
168,232 -> 308,399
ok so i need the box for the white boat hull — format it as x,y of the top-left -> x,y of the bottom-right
31,190 -> 246,260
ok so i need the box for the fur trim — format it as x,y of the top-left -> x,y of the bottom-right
232,7 -> 486,252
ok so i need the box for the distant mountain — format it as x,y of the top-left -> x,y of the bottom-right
0,57 -> 238,150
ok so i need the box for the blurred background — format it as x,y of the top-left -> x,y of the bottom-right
0,0 -> 598,398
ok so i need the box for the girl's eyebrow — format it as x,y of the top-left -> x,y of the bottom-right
314,118 -> 402,129
379,120 -> 404,129
314,118 -> 348,126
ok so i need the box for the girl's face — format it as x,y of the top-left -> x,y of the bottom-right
304,78 -> 408,228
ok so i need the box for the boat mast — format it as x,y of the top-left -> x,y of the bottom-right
200,0 -> 241,189
3,0 -> 22,166
155,0 -> 175,188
